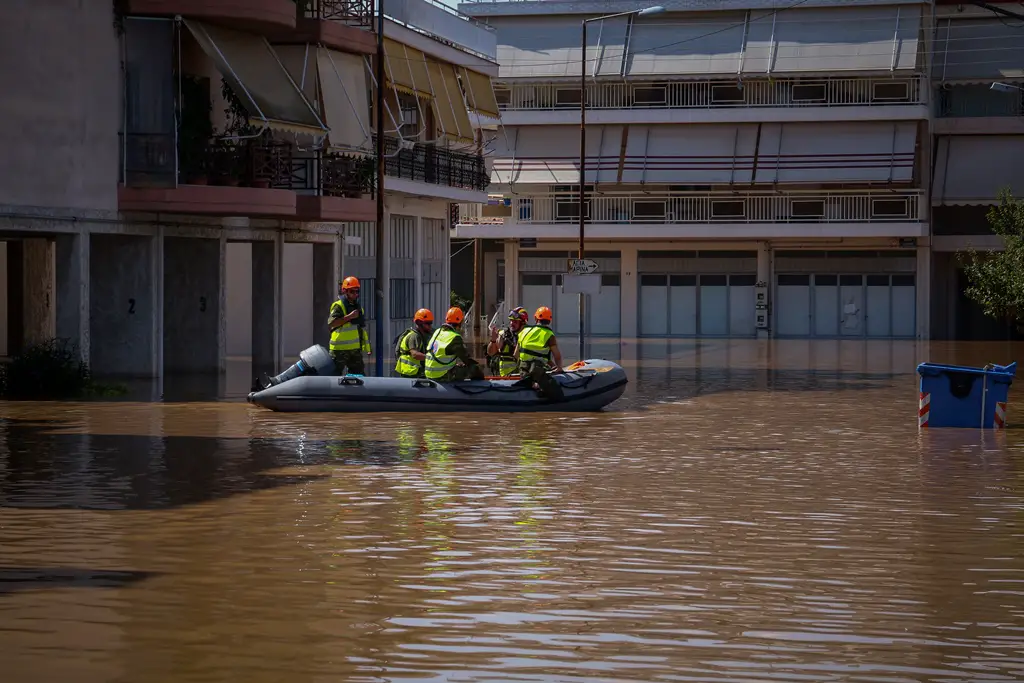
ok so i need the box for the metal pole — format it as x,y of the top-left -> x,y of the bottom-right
578,19 -> 587,362
374,0 -> 386,376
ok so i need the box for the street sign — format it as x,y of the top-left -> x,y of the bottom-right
562,273 -> 602,295
568,258 -> 599,275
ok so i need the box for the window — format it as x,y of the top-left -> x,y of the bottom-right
602,274 -> 620,287
523,273 -> 552,286
814,274 -> 837,286
555,88 -> 582,108
891,274 -> 915,287
866,275 -> 890,286
700,275 -> 728,286
872,198 -> 910,218
711,84 -> 744,104
711,200 -> 745,218
641,274 -> 667,286
791,199 -> 825,219
839,275 -> 863,286
792,83 -> 827,103
730,274 -> 757,286
777,274 -> 810,286
872,81 -> 910,102
633,85 -> 667,107
670,275 -> 696,286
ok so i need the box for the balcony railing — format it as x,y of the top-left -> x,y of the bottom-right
935,84 -> 1024,118
302,0 -> 374,27
458,191 -> 924,225
376,135 -> 489,192
496,77 -> 923,112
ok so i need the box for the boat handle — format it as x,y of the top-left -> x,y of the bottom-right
412,379 -> 437,389
338,376 -> 365,386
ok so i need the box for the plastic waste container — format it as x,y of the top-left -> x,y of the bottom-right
916,361 -> 1016,428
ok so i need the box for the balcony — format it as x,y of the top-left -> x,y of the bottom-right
125,0 -> 298,33
454,190 -> 926,240
282,0 -> 377,54
932,84 -> 1024,135
118,134 -> 375,220
377,135 -> 490,193
384,0 -> 497,61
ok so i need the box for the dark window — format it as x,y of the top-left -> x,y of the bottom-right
873,81 -> 910,102
866,275 -> 890,286
670,275 -> 697,286
494,88 -> 511,105
711,84 -> 744,104
641,274 -> 667,286
698,250 -> 758,259
792,83 -> 827,102
892,274 -> 916,287
555,88 -> 582,107
730,274 -> 757,286
633,85 -> 667,106
839,275 -> 863,286
777,274 -> 810,286
634,200 -> 667,220
639,250 -> 697,259
602,274 -> 621,286
711,201 -> 745,218
791,200 -> 825,218
815,274 -> 838,286
700,274 -> 728,286
522,274 -> 551,286
872,199 -> 910,218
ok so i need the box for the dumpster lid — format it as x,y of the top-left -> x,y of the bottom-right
917,361 -> 1017,378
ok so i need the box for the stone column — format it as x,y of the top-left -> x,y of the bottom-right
251,237 -> 282,379
21,237 -> 55,348
916,243 -> 931,340
502,238 -> 518,310
414,216 -> 424,309
56,230 -> 90,364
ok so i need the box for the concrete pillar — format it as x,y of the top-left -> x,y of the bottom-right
163,236 -> 222,374
56,230 -> 90,364
756,241 -> 772,339
917,244 -> 931,340
251,237 -> 282,378
619,244 -> 638,339
218,235 -> 227,372
21,238 -> 56,348
380,211 -> 392,361
502,238 -> 518,309
312,241 -> 335,346
89,234 -> 158,377
414,216 -> 423,309
152,229 -> 165,391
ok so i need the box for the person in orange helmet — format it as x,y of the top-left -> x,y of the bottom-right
424,306 -> 484,382
514,305 -> 564,401
393,308 -> 434,378
327,276 -> 371,375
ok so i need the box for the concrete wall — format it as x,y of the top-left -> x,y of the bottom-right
22,238 -> 56,346
282,243 -> 313,356
164,237 -> 223,374
0,242 -> 7,356
0,0 -> 120,213
90,235 -> 156,377
226,242 -> 252,357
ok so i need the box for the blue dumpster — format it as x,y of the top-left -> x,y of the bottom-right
916,362 -> 1017,428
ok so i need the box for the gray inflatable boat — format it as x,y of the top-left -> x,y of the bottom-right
246,344 -> 627,413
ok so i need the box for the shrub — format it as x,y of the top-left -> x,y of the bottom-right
0,338 -> 92,400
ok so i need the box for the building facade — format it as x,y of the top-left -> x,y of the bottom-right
457,0 -> 940,341
0,0 -> 500,381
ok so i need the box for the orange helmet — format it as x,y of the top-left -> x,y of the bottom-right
414,308 -> 434,324
341,276 -> 360,291
534,306 -> 552,323
445,307 -> 465,325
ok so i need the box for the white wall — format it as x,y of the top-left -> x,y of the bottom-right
282,243 -> 314,356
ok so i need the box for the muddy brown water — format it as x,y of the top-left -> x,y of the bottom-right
1,340 -> 1023,683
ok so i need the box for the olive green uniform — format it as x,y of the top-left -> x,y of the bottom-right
328,298 -> 371,375
425,325 -> 484,382
516,323 -> 564,401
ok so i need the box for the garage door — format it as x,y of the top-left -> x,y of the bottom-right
521,273 -> 621,336
774,272 -> 916,338
640,273 -> 756,337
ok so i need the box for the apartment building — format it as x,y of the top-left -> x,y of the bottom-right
930,0 -> 1024,339
457,0 -> 931,341
0,0 -> 499,381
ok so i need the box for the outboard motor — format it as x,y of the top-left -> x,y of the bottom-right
253,344 -> 335,391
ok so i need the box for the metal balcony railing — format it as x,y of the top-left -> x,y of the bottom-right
458,191 -> 924,225
376,135 -> 489,192
302,0 -> 374,27
496,77 -> 923,112
935,84 -> 1024,118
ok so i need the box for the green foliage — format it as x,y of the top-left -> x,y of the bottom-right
957,188 -> 1024,325
0,338 -> 128,400
450,290 -> 472,312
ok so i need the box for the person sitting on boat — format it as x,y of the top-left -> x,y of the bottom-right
394,308 -> 434,378
515,306 -> 565,401
487,306 -> 528,377
425,307 -> 485,382
328,276 -> 371,375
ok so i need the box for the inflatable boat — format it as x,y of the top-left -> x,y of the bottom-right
246,344 -> 627,413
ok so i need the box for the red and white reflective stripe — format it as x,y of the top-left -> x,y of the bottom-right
995,402 -> 1007,429
918,392 -> 930,428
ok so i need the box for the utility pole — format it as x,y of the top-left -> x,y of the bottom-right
374,0 -> 385,376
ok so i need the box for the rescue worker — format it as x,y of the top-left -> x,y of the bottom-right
424,307 -> 485,382
486,306 -> 528,377
327,276 -> 372,375
394,308 -> 434,378
515,306 -> 565,401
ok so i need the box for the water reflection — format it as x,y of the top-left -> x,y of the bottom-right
0,341 -> 1022,682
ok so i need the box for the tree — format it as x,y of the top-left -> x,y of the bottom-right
957,188 -> 1024,326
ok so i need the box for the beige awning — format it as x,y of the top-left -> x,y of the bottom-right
383,38 -> 433,99
274,44 -> 319,106
317,48 -> 372,154
461,67 -> 500,119
426,61 -> 474,144
184,20 -> 326,136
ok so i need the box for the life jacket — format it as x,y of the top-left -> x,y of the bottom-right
493,327 -> 519,376
330,298 -> 370,353
517,324 -> 554,363
394,327 -> 425,377
424,326 -> 460,379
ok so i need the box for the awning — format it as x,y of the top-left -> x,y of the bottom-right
426,60 -> 474,144
743,5 -> 920,75
620,124 -> 758,184
626,14 -> 747,77
460,67 -> 501,119
490,125 -> 620,185
383,37 -> 433,98
274,44 -> 319,105
183,20 -> 325,136
933,136 -> 1024,205
317,48 -> 372,154
754,122 -> 917,183
933,19 -> 1024,82
495,15 -> 628,79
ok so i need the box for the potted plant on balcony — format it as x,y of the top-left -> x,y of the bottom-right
221,78 -> 265,188
178,74 -> 214,185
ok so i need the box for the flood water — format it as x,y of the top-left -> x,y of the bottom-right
2,339 -> 1023,683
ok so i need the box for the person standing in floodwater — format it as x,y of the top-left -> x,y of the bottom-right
328,276 -> 372,375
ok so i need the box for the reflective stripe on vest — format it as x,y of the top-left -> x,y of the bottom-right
395,329 -> 423,377
517,324 -> 554,362
330,299 -> 362,351
424,327 -> 459,379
